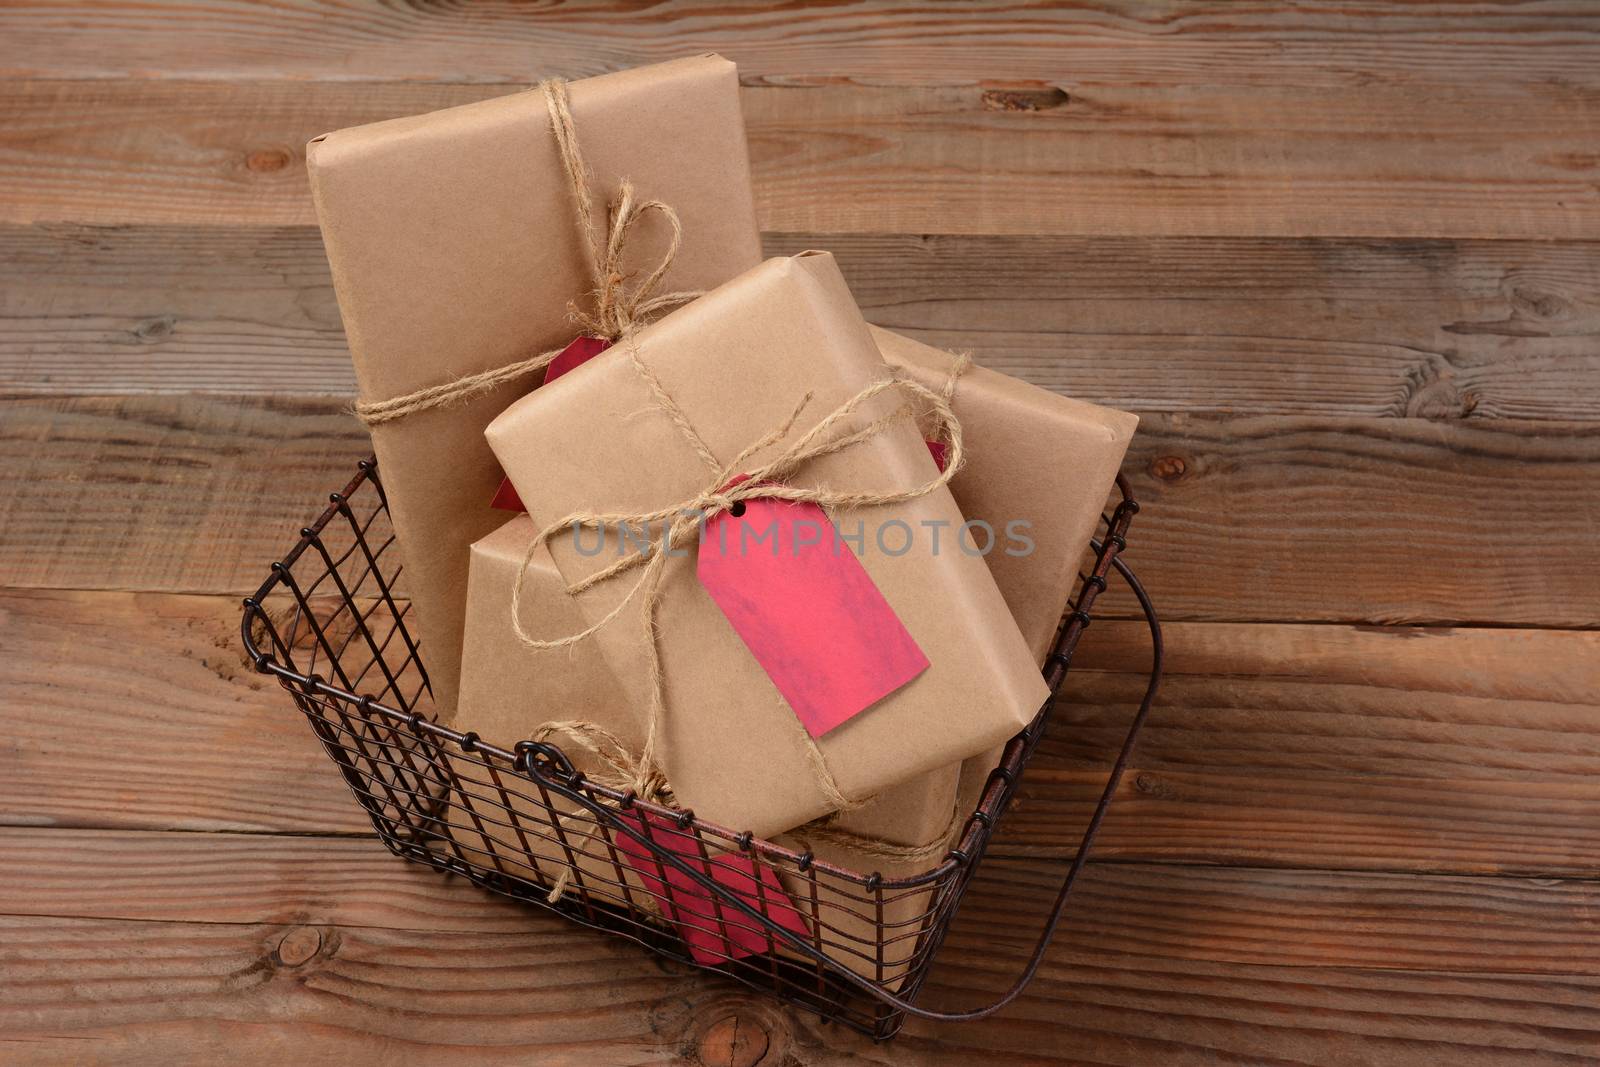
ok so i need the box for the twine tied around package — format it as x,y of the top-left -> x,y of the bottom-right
354,78 -> 700,427
511,335 -> 973,887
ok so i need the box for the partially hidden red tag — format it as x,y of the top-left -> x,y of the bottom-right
545,334 -> 612,383
926,438 -> 948,472
697,476 -> 929,738
489,477 -> 526,513
491,335 -> 613,513
614,808 -> 809,964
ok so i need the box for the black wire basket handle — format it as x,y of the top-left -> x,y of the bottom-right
511,551 -> 1162,1023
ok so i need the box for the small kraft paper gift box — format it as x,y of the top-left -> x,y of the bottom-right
483,252 -> 1050,842
307,54 -> 762,714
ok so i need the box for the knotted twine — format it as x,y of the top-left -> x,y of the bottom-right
353,78 -> 700,427
512,336 -> 973,902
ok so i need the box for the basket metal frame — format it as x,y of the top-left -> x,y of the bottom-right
241,457 -> 1161,1039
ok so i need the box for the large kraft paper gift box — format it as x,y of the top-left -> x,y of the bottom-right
484,251 -> 1050,842
306,54 -> 762,715
450,325 -> 1137,865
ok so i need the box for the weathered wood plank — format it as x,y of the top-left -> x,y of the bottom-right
2,79 -> 1596,237
4,913 -> 1600,1065
796,232 -> 1600,422
6,588 -> 1599,875
1009,768 -> 1600,875
0,588 -> 367,834
0,914 -> 717,1066
0,223 -> 352,395
1062,621 -> 1600,781
1012,622 -> 1600,872
0,395 -> 364,594
6,395 -> 1599,626
6,223 -> 1598,422
4,827 -> 1598,977
2,0 -> 1596,90
1111,413 -> 1600,626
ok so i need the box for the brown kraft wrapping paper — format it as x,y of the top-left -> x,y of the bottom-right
306,54 -> 762,714
770,822 -> 962,984
484,252 -> 1049,840
870,325 -> 1140,823
446,516 -> 646,909
452,324 -> 1136,853
451,519 -> 949,956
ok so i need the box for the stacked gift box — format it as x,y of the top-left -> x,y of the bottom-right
308,55 -> 1136,982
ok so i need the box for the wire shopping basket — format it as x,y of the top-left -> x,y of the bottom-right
240,457 -> 1161,1039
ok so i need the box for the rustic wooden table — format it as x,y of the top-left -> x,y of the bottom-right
4,3 -> 1599,1064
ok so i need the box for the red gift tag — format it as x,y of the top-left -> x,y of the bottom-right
491,336 -> 613,512
697,478 -> 929,738
926,438 -> 949,472
614,808 -> 809,964
490,477 -> 526,513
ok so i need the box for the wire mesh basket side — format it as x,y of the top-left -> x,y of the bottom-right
242,458 -> 1152,1039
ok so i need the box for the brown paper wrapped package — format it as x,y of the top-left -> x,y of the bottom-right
485,252 -> 1049,840
306,54 -> 762,714
450,519 -> 946,978
870,327 -> 1138,661
447,516 -> 645,910
450,325 -> 1135,970
870,325 -> 1140,827
770,822 -> 961,984
452,327 -> 1136,846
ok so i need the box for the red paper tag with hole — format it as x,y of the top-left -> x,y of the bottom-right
491,335 -> 612,512
614,809 -> 808,964
697,477 -> 929,738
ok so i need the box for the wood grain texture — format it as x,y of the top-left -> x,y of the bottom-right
7,395 -> 1599,627
5,913 -> 1600,1066
0,588 -> 366,833
2,79 -> 1597,237
7,587 -> 1598,876
2,0 -> 1597,89
1113,413 -> 1600,626
0,394 -> 363,593
4,828 -> 1599,976
1013,621 -> 1600,873
790,232 -> 1600,422
3,4 -> 1597,1059
7,223 -> 1599,423
0,223 -> 351,395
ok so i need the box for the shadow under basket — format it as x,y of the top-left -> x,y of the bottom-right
240,458 -> 1162,1040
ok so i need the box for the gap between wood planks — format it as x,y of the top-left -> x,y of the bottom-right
2,821 -> 1596,888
